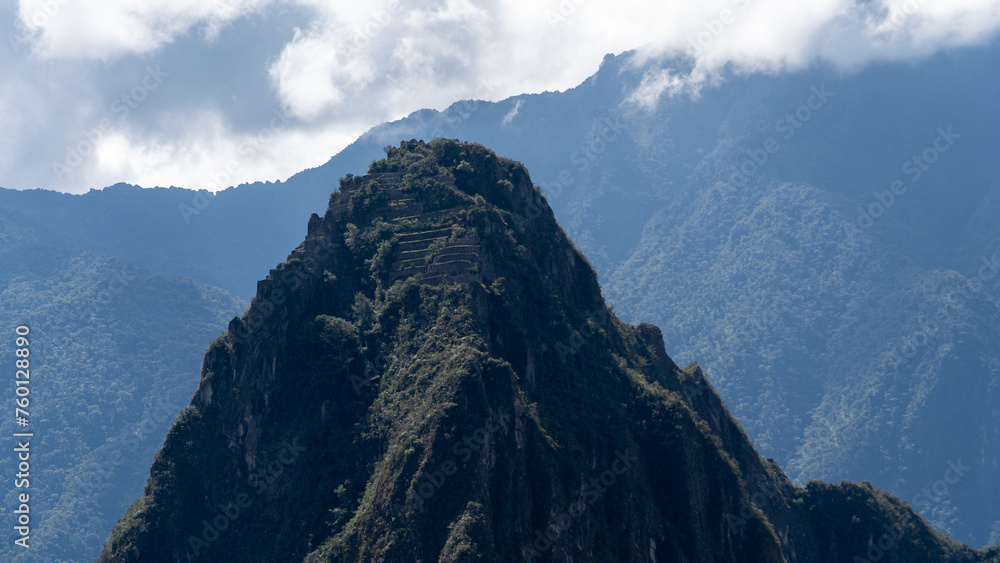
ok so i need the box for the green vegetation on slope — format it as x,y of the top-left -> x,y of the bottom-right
0,209 -> 244,561
100,140 -> 1000,563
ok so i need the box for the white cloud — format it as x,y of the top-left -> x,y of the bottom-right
628,69 -> 691,109
268,26 -> 375,120
84,108 -> 361,192
627,0 -> 1000,105
17,0 -> 272,60
501,99 -> 521,126
268,0 -> 500,121
264,0 -> 1000,133
4,0 -> 1000,193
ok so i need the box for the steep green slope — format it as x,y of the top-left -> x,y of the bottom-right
605,175 -> 1000,544
315,49 -> 1000,546
0,208 -> 244,561
100,140 -> 1000,562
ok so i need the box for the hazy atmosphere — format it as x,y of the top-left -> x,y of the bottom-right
4,0 -> 1000,192
4,1 -> 1000,562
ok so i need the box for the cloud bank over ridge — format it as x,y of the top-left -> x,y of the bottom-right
3,0 -> 999,193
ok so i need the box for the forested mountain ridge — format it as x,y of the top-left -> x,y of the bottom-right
0,206 -> 244,561
99,140 -> 1000,562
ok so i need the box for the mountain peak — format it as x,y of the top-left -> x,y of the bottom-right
283,138 -> 601,304
99,140 -> 1000,563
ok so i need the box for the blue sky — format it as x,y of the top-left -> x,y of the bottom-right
3,0 -> 1000,194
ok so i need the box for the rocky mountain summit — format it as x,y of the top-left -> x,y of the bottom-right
99,140 -> 1000,562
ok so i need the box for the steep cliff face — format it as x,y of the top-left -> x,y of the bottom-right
99,140 -> 1000,563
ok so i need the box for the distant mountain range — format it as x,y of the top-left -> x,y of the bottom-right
0,206 -> 243,562
2,39 -> 999,559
